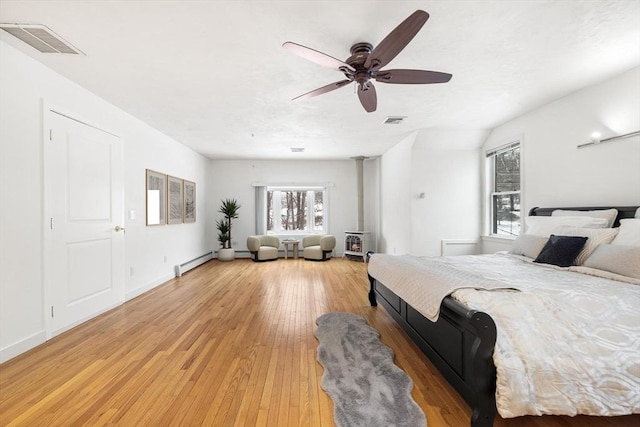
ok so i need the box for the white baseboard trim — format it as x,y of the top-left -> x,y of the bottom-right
0,330 -> 47,364
125,273 -> 174,302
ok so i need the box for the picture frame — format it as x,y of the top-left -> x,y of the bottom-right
183,180 -> 196,223
167,175 -> 184,224
146,169 -> 166,225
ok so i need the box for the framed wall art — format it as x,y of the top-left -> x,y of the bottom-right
167,175 -> 184,224
183,180 -> 196,223
146,169 -> 166,225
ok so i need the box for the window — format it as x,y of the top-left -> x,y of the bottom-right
266,187 -> 326,233
487,143 -> 520,236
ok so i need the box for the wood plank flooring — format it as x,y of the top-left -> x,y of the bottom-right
1,258 -> 637,426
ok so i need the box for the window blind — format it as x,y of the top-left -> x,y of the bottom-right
486,141 -> 519,158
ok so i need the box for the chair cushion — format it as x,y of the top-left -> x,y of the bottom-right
258,246 -> 278,260
303,235 -> 322,248
303,246 -> 324,260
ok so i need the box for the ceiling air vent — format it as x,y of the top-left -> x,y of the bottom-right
290,147 -> 305,153
0,24 -> 83,54
383,116 -> 408,125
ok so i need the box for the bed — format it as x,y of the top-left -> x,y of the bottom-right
366,206 -> 639,427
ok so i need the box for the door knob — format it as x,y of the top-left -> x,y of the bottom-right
114,225 -> 125,232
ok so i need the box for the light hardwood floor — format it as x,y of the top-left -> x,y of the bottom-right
1,259 -> 637,426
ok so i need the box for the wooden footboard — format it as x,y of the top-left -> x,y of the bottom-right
368,273 -> 497,427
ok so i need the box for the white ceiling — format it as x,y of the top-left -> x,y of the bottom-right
1,0 -> 639,159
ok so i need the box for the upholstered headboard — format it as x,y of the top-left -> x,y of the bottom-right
528,206 -> 638,227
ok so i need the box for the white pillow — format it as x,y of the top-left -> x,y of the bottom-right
611,218 -> 640,246
525,216 -> 609,236
552,208 -> 618,228
583,244 -> 640,279
509,234 -> 548,259
556,226 -> 619,265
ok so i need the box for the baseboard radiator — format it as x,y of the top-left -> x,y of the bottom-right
440,239 -> 479,256
175,251 -> 214,277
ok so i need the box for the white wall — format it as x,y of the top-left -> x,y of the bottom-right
482,66 -> 640,252
379,133 -> 416,254
378,131 -> 482,257
122,123 -> 211,301
207,159 -> 357,255
410,143 -> 481,256
0,41 -> 212,362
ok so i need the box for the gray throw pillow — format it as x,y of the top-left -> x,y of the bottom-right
509,234 -> 548,259
583,244 -> 640,279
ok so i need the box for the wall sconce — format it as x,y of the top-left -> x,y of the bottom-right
578,130 -> 640,148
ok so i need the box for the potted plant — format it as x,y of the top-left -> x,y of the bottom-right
216,218 -> 230,259
217,198 -> 240,261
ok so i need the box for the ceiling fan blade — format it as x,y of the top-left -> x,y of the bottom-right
357,82 -> 377,113
292,79 -> 352,101
375,69 -> 452,84
364,10 -> 429,71
283,42 -> 355,72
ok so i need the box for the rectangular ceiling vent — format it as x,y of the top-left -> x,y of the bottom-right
383,116 -> 408,125
290,147 -> 305,153
0,24 -> 83,54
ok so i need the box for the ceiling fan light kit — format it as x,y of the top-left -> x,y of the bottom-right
283,10 -> 452,113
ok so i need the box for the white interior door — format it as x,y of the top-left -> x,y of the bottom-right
45,110 -> 124,337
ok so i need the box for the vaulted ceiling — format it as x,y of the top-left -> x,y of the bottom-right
1,0 -> 639,159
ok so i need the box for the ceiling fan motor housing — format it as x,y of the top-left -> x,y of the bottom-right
347,42 -> 375,86
349,42 -> 373,57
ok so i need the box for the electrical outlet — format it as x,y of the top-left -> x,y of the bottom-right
130,267 -> 135,276
163,256 -> 167,263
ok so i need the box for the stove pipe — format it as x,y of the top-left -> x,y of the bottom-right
352,156 -> 368,231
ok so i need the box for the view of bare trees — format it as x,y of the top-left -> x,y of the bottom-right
495,148 -> 520,192
281,191 -> 307,230
267,189 -> 324,232
313,191 -> 323,229
493,147 -> 521,235
267,191 -> 273,231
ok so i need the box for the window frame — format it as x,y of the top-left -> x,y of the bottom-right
486,141 -> 521,238
266,186 -> 328,234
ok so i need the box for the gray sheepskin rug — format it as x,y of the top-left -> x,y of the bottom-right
315,312 -> 427,427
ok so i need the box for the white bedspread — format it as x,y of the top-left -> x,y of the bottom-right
368,253 -> 640,418
367,253 -> 517,321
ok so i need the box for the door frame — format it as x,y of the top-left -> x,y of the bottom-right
42,100 -> 125,339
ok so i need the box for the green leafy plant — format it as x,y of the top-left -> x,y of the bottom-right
216,219 -> 230,248
218,198 -> 240,249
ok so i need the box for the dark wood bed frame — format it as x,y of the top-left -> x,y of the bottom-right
367,205 -> 638,427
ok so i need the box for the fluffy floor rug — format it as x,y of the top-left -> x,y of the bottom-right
315,312 -> 427,427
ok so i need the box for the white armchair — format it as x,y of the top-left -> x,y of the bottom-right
247,235 -> 280,262
302,235 -> 336,261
